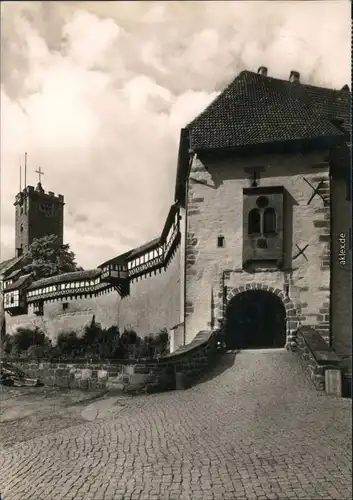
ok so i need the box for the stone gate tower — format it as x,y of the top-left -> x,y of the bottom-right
14,182 -> 64,257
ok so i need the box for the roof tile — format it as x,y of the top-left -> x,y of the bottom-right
187,71 -> 351,151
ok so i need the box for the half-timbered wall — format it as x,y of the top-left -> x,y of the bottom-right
127,247 -> 163,278
117,243 -> 182,336
4,205 -> 184,342
117,206 -> 183,336
26,277 -> 101,302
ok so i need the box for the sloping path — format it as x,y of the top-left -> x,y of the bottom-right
0,348 -> 351,500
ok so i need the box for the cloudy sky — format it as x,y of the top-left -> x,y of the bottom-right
0,1 -> 350,269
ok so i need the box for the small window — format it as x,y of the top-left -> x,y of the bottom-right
217,236 -> 225,248
248,209 -> 261,234
20,207 -> 24,215
10,295 -> 14,304
20,223 -> 24,232
62,302 -> 68,311
263,208 -> 277,235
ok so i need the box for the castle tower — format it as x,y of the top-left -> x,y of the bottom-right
14,177 -> 65,257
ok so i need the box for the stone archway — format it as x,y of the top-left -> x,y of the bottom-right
217,284 -> 299,350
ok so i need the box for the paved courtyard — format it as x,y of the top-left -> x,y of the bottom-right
0,348 -> 352,500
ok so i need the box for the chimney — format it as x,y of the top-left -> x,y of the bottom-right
257,66 -> 268,76
289,71 -> 300,83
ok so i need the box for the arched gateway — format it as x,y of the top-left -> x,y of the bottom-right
223,285 -> 298,350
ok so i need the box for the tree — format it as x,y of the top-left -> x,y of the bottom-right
23,234 -> 82,280
120,329 -> 140,359
10,326 -> 51,356
55,331 -> 83,358
81,320 -> 103,357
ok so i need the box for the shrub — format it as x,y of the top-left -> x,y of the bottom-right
27,344 -> 45,360
55,331 -> 83,358
81,321 -> 103,357
2,323 -> 170,361
103,326 -> 125,359
154,328 -> 169,356
9,327 -> 51,357
1,334 -> 13,356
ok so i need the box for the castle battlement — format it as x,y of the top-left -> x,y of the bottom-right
14,186 -> 64,206
23,185 -> 64,202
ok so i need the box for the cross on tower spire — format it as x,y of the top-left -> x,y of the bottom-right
35,166 -> 44,183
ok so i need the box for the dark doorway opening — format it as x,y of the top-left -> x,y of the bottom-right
225,290 -> 286,349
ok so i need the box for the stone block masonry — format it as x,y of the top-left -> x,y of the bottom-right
7,330 -> 216,392
117,244 -> 182,336
295,326 -> 343,395
184,150 -> 332,345
5,291 -> 120,343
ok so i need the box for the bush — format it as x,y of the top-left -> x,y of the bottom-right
133,329 -> 170,360
1,334 -> 13,356
154,328 -> 169,356
27,344 -> 45,360
1,323 -> 170,361
103,326 -> 125,359
55,331 -> 83,358
9,327 -> 51,358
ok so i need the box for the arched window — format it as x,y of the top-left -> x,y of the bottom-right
263,207 -> 276,234
248,209 -> 261,234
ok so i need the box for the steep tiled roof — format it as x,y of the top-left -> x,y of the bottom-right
0,256 -> 23,276
28,269 -> 102,290
6,269 -> 22,280
187,70 -> 350,151
5,274 -> 32,291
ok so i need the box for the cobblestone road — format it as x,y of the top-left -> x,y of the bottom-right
0,349 -> 352,500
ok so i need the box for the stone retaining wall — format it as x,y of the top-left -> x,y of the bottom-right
295,326 -> 342,393
5,330 -> 216,392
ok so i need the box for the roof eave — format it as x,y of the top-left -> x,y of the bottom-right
192,134 -> 345,156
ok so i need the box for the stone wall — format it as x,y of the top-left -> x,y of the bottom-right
117,243 -> 183,337
184,150 -> 331,345
5,291 -> 120,343
7,330 -> 216,392
295,326 -> 342,393
4,215 -> 185,344
331,175 -> 352,376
